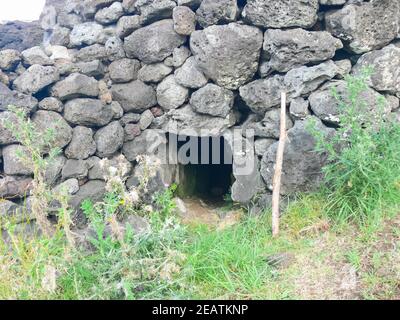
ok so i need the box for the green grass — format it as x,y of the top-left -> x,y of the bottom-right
179,218 -> 277,299
1,192 -> 399,300
346,249 -> 362,271
307,69 -> 400,225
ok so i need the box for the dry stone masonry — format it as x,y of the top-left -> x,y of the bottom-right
1,0 -> 400,226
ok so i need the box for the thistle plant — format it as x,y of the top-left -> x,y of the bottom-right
2,106 -> 62,236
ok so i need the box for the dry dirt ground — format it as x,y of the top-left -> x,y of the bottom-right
178,197 -> 242,230
287,217 -> 399,300
273,214 -> 399,300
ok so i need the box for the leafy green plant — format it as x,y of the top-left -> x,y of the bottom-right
2,106 -> 62,236
307,69 -> 400,224
0,106 -> 78,299
154,183 -> 177,220
53,189 -> 189,300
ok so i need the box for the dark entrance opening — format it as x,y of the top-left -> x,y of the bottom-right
168,134 -> 234,202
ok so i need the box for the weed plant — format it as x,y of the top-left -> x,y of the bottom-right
307,69 -> 400,224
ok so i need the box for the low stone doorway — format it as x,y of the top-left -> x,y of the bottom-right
168,134 -> 234,203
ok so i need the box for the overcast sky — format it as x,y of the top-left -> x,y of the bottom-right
0,0 -> 46,22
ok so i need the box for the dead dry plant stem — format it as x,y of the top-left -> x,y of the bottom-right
272,92 -> 287,238
31,167 -> 54,238
56,190 -> 76,249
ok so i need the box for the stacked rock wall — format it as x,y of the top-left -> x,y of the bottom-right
0,21 -> 43,51
1,0 -> 400,224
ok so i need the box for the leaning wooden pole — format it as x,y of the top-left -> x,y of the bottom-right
272,92 -> 287,238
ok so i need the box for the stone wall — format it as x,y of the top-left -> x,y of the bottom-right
1,0 -> 400,226
0,21 -> 43,51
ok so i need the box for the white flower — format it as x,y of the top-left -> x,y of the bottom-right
127,189 -> 140,204
99,158 -> 108,169
108,166 -> 118,177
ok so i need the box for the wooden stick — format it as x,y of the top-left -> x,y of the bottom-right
272,92 -> 287,238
